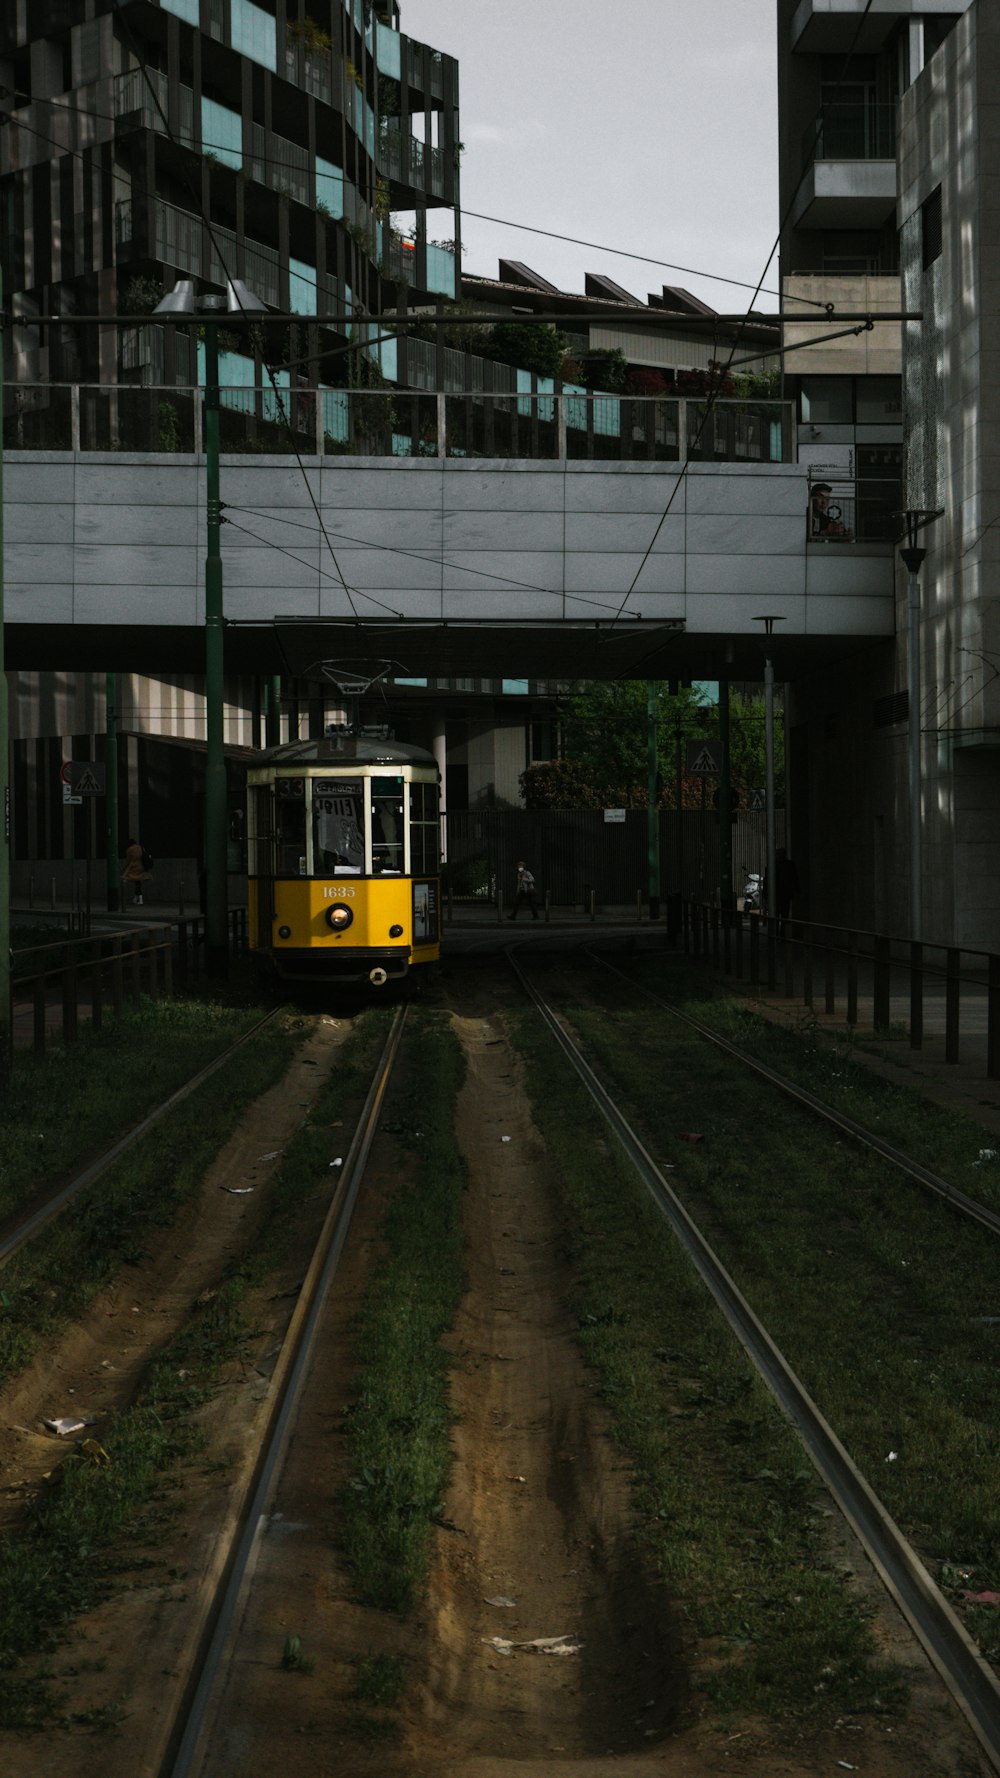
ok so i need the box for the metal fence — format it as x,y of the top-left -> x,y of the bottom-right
3,383 -> 794,467
444,808 -> 783,909
684,904 -> 1000,1081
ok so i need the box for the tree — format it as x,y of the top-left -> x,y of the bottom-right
518,680 -> 784,809
487,320 -> 568,379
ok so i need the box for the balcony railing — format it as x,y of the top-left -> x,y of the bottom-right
807,475 -> 902,544
805,101 -> 896,164
3,385 -> 795,466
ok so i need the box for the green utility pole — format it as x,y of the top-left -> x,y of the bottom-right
203,318 -> 228,975
646,682 -> 660,920
717,677 -> 733,916
105,671 -> 120,911
0,267 -> 9,1072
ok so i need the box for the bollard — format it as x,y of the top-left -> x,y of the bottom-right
910,941 -> 923,1051
63,958 -> 78,1045
945,948 -> 960,1063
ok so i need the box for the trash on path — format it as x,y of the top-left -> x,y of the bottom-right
44,1416 -> 97,1437
678,1132 -> 703,1144
330,1158 -> 343,1168
838,1765 -> 858,1772
482,1634 -> 583,1657
484,1595 -> 518,1608
960,1589 -> 1000,1606
886,1450 -> 898,1462
973,1149 -> 998,1165
501,1136 -> 511,1144
222,1186 -> 255,1194
258,1150 -> 282,1162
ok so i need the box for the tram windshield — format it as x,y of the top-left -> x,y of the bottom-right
312,778 -> 364,874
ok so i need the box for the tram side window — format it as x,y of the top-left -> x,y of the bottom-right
249,786 -> 274,876
275,779 -> 306,875
371,777 -> 405,874
313,778 -> 364,874
409,781 -> 440,875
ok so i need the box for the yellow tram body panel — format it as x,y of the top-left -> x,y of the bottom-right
246,734 -> 442,988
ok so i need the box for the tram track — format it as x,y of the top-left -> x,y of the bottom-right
510,950 -> 1000,1773
157,1002 -> 408,1778
0,1007 -> 285,1267
585,947 -> 1000,1241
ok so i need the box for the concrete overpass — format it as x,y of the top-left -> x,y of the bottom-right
5,448 -> 895,685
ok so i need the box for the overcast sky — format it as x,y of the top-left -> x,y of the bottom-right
399,0 -> 780,314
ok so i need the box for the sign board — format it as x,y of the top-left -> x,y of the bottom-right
62,787 -> 83,807
62,761 -> 106,796
747,787 -> 766,810
604,808 -> 626,824
686,739 -> 725,776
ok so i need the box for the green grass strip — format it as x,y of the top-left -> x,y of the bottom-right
0,995 -> 276,1221
555,968 -> 1000,1668
0,1011 -> 392,1729
340,1009 -> 467,1616
507,998 -> 907,1726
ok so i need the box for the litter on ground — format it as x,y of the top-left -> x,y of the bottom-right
482,1634 -> 583,1657
222,1186 -> 255,1194
44,1416 -> 97,1437
484,1595 -> 518,1608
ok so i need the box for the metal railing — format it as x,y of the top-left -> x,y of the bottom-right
684,902 -> 1000,1082
3,383 -> 795,466
807,473 -> 902,544
806,101 -> 897,164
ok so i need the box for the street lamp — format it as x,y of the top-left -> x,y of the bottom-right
153,278 -> 267,973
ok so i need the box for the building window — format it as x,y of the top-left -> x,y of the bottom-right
161,0 -> 199,21
289,256 -> 317,313
231,0 -> 277,71
922,186 -> 942,269
201,96 -> 243,170
800,377 -> 854,425
315,155 -> 345,218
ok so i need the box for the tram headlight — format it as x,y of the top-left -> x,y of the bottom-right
325,904 -> 354,932
389,923 -> 404,938
278,925 -> 292,939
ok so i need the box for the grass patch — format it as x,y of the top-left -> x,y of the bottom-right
0,996 -> 277,1222
544,962 -> 1000,1670
506,985 -> 908,1726
0,1010 -> 394,1727
340,1010 -> 467,1615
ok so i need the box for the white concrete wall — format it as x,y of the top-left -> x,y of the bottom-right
4,454 -> 894,642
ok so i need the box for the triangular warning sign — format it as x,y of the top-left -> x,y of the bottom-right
689,747 -> 719,775
75,769 -> 102,793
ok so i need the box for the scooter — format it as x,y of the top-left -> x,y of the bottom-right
742,872 -> 763,914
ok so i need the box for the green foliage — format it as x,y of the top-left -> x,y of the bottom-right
519,681 -> 784,809
119,275 -> 164,316
158,400 -> 181,452
578,346 -> 629,393
486,319 -> 568,379
732,367 -> 782,399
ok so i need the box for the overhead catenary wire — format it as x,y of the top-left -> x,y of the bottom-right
600,0 -> 880,639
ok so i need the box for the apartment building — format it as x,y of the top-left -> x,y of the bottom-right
776,1 -> 984,939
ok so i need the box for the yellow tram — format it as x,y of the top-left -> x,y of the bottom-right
247,735 -> 441,987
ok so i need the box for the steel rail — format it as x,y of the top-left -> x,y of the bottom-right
0,1008 -> 284,1265
586,949 -> 1000,1240
159,1003 -> 408,1778
511,953 -> 1000,1772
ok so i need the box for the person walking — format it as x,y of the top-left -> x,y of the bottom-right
122,837 -> 153,906
509,859 -> 539,921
